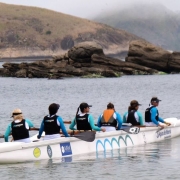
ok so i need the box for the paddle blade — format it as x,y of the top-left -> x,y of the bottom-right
0,135 -> 4,138
72,131 -> 96,142
121,126 -> 140,134
156,127 -> 164,133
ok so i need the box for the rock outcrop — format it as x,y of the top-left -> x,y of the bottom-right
0,42 -> 158,78
168,52 -> 180,72
126,40 -> 180,73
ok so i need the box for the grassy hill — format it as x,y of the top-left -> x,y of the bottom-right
93,3 -> 180,51
0,3 -> 141,58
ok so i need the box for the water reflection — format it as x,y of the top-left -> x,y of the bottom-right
0,138 -> 179,180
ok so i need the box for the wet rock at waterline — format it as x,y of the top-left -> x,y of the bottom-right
0,41 -> 160,78
126,40 -> 180,73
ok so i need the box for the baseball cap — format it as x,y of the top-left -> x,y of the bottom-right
130,100 -> 142,106
79,103 -> 92,109
151,97 -> 161,103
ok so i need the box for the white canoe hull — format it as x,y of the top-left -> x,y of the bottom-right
0,118 -> 179,164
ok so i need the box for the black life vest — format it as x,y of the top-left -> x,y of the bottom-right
11,119 -> 29,140
76,114 -> 92,131
43,115 -> 60,135
100,109 -> 117,127
127,110 -> 140,125
145,106 -> 159,122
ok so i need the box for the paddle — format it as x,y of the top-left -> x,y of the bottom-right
30,127 -> 40,131
0,128 -> 39,140
32,130 -> 96,142
70,131 -> 96,142
63,121 -> 140,134
0,135 -> 4,138
64,121 -> 71,124
156,127 -> 164,133
0,127 -> 39,137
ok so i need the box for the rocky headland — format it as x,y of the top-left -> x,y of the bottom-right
126,40 -> 180,73
2,40 -> 179,79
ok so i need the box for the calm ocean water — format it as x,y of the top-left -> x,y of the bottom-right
0,64 -> 180,179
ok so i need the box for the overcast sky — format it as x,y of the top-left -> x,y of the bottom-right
0,0 -> 179,18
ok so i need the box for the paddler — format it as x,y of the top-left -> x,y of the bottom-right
123,100 -> 144,126
37,103 -> 69,140
4,108 -> 35,143
145,97 -> 171,127
97,102 -> 122,131
69,102 -> 106,132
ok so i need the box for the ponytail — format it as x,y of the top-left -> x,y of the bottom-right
128,106 -> 131,112
76,107 -> 80,117
75,106 -> 80,124
128,104 -> 136,112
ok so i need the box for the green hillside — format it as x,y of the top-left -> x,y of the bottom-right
93,3 -> 180,51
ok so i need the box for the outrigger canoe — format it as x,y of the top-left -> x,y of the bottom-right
0,117 -> 179,164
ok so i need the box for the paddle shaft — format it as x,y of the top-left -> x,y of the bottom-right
63,121 -> 140,134
34,130 -> 96,142
0,135 -> 4,138
0,127 -> 39,139
30,127 -> 40,131
64,121 -> 71,124
61,130 -> 87,135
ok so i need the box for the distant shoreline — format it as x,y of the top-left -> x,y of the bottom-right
0,56 -> 52,62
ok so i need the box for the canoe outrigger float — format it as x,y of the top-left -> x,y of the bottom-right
0,118 -> 179,164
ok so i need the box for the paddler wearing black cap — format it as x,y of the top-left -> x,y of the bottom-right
69,102 -> 106,132
123,100 -> 144,126
37,103 -> 69,140
145,97 -> 171,127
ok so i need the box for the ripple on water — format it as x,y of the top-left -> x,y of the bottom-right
0,75 -> 180,179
